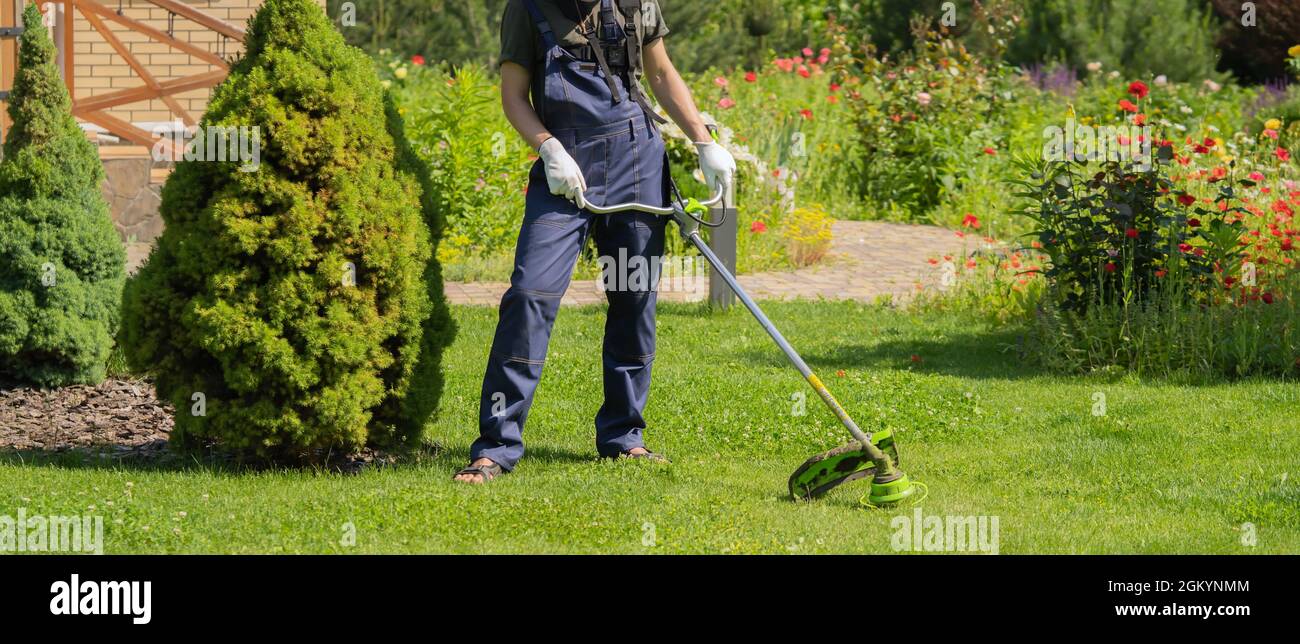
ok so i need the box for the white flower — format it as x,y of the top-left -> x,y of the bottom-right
1180,105 -> 1194,114
1108,70 -> 1120,79
916,91 -> 932,106
1086,61 -> 1103,72
1203,79 -> 1221,92
1154,75 -> 1168,85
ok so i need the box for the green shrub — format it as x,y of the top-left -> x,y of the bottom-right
1008,0 -> 1222,83
383,62 -> 531,270
0,4 -> 126,388
120,0 -> 452,455
1211,0 -> 1300,84
843,29 -> 1019,221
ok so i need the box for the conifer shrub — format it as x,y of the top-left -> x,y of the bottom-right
120,0 -> 454,455
0,4 -> 126,387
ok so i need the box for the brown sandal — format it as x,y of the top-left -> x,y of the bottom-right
454,461 -> 505,482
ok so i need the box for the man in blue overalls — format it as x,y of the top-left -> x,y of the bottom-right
456,0 -> 736,482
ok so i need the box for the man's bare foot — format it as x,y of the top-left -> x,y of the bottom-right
625,447 -> 650,456
453,458 -> 501,484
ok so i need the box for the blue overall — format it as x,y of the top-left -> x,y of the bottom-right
472,0 -> 670,470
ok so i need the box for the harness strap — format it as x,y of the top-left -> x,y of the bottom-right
581,0 -> 623,104
520,0 -> 557,49
618,0 -> 668,125
599,0 -> 620,42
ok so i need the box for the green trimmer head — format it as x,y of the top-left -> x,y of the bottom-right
788,428 -> 908,501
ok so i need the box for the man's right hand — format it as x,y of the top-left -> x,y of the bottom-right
538,137 -> 588,208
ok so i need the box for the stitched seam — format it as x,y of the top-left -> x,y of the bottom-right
530,218 -> 572,229
493,350 -> 546,366
514,287 -> 566,298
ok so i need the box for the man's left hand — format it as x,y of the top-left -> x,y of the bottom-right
695,141 -> 736,197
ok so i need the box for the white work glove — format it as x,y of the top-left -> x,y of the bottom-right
695,141 -> 736,196
538,137 -> 587,208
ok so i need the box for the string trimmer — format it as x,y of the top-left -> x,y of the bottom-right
583,180 -> 921,505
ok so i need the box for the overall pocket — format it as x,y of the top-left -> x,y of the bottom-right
573,136 -> 608,205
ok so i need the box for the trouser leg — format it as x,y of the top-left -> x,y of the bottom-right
472,181 -> 590,470
590,210 -> 667,457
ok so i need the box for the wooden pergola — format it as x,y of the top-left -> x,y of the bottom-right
0,0 -> 243,153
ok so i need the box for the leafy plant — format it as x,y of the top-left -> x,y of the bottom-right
0,4 -> 126,387
782,205 -> 834,266
120,0 -> 452,456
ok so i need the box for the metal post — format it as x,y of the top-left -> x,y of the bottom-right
707,180 -> 737,309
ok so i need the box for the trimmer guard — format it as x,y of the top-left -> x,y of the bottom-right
788,429 -> 900,501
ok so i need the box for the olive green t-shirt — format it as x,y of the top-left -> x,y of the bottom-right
498,0 -> 669,75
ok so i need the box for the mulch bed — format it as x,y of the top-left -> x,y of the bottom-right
0,378 -> 425,472
0,378 -> 172,458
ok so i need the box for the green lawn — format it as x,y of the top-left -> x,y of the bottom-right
3,301 -> 1297,553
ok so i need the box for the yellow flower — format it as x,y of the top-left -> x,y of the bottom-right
394,66 -> 408,80
1289,44 -> 1300,58
1265,118 -> 1283,130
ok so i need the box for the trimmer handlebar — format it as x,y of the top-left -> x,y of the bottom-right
581,188 -> 725,216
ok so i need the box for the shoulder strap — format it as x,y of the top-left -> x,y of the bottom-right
618,0 -> 668,125
520,0 -> 558,49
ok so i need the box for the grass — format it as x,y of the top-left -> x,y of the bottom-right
2,301 -> 1297,553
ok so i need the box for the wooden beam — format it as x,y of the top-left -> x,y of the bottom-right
77,4 -> 195,126
72,69 -> 225,116
1,0 -> 16,144
76,0 -> 227,68
62,1 -> 73,98
79,108 -> 176,156
142,0 -> 245,41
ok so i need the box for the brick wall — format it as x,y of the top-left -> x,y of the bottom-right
68,0 -> 328,129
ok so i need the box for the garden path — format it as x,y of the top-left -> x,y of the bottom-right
443,220 -> 967,306
123,220 -> 969,305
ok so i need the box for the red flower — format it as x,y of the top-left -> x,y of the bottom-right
1277,147 -> 1292,162
1188,218 -> 1202,227
1127,80 -> 1149,99
1133,113 -> 1147,126
750,220 -> 768,233
983,147 -> 997,156
829,82 -> 841,92
1178,243 -> 1194,253
961,213 -> 980,229
1104,262 -> 1117,273
1125,228 -> 1139,239
800,109 -> 814,120
1156,269 -> 1168,278
1203,137 -> 1217,148
411,54 -> 426,66
714,76 -> 729,88
718,97 -> 736,109
1282,238 -> 1295,251
910,354 -> 923,363
1118,99 -> 1138,113
835,369 -> 846,377
1263,292 -> 1275,304
802,47 -> 815,57
744,71 -> 757,83
798,66 -> 811,79
1177,194 -> 1197,207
